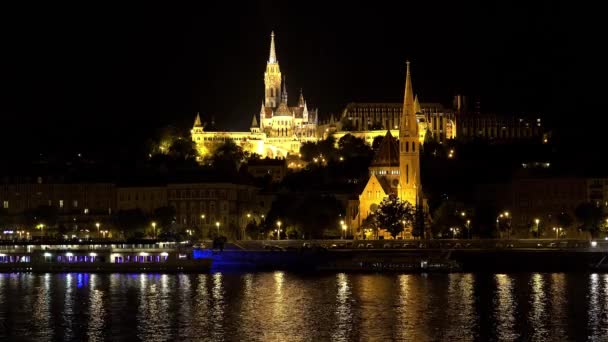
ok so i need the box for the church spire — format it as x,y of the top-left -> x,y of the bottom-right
298,88 -> 305,107
402,61 -> 417,136
251,114 -> 259,128
268,31 -> 277,64
414,95 -> 421,113
281,76 -> 288,103
193,112 -> 202,127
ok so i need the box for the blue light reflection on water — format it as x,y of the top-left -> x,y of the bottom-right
0,272 -> 604,341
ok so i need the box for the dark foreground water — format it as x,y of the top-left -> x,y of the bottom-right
0,272 -> 606,341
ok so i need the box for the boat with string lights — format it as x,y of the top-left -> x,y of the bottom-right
0,241 -> 212,273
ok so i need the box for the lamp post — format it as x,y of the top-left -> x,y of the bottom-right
553,227 -> 562,240
276,220 -> 282,240
341,223 -> 347,239
535,218 -> 540,238
95,222 -> 100,237
151,222 -> 157,239
466,219 -> 471,239
200,214 -> 206,239
215,221 -> 220,237
504,211 -> 511,240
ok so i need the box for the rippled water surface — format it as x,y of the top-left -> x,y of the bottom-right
0,272 -> 605,341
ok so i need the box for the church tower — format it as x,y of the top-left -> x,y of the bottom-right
264,31 -> 282,108
399,61 -> 421,206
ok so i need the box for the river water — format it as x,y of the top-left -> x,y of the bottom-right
0,272 -> 605,341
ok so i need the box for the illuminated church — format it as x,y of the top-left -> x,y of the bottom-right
356,62 -> 423,239
191,31 -> 319,159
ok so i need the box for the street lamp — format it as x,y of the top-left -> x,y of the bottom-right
534,218 -> 540,238
215,221 -> 220,236
553,227 -> 562,240
276,220 -> 282,240
341,223 -> 347,239
466,219 -> 471,239
95,222 -> 100,236
151,222 -> 156,239
200,214 -> 206,239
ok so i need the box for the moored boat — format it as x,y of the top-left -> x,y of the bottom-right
0,242 -> 212,273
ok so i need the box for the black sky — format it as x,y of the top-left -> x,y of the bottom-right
0,1 -> 584,158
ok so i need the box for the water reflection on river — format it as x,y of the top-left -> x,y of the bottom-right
0,272 -> 605,341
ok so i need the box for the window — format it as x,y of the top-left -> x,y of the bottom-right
73,200 -> 78,208
406,165 -> 409,184
406,141 -> 409,152
59,200 -> 64,208
84,208 -> 89,214
2,201 -> 7,209
413,142 -> 416,152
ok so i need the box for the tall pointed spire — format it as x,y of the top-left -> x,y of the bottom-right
251,114 -> 259,128
414,95 -> 421,113
193,112 -> 202,127
402,61 -> 417,136
281,76 -> 288,103
268,31 -> 277,64
298,88 -> 305,107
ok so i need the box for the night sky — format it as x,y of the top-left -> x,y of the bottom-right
0,2 -> 584,158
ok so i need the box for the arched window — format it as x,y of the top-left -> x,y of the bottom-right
406,141 -> 409,152
413,141 -> 416,152
406,164 -> 409,184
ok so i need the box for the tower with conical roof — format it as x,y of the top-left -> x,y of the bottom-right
399,61 -> 421,206
264,31 -> 282,108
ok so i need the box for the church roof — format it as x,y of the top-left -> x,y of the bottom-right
371,130 -> 399,167
274,101 -> 291,116
376,175 -> 397,195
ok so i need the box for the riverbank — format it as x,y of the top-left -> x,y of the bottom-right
196,248 -> 608,273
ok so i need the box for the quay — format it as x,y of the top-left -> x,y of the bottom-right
198,238 -> 608,272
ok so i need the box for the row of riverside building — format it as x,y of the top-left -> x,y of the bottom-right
0,173 -> 272,239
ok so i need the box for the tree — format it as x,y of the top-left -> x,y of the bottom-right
372,136 -> 384,151
113,209 -> 148,238
168,137 -> 198,162
338,134 -> 373,160
245,220 -> 260,240
317,136 -> 338,161
264,192 -> 344,239
209,140 -> 247,174
152,206 -> 177,234
375,194 -> 416,238
575,202 -> 604,237
361,213 -> 379,239
556,210 -> 573,229
299,141 -> 319,162
431,200 -> 461,238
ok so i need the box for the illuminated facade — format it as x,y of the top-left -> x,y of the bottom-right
191,32 -> 319,159
338,100 -> 456,144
